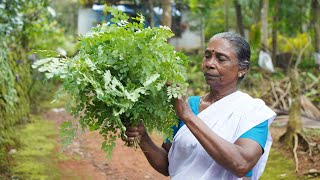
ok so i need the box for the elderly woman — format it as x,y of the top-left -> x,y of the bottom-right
124,32 -> 276,180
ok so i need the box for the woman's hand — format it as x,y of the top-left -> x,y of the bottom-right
122,123 -> 146,145
122,122 -> 170,176
175,96 -> 194,122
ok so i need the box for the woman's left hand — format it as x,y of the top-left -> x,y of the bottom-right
175,96 -> 194,122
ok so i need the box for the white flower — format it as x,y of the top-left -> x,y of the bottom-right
159,25 -> 171,31
121,20 -> 128,24
47,6 -> 56,17
117,20 -> 129,27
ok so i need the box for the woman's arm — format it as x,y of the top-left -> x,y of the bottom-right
175,97 -> 263,177
125,124 -> 171,176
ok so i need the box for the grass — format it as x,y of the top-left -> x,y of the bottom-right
261,148 -> 298,180
10,115 -> 65,180
39,92 -> 68,110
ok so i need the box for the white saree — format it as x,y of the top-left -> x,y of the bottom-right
168,91 -> 276,180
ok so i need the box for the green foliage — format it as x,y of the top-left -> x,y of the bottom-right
249,23 -> 261,49
274,33 -> 312,54
0,53 -> 16,108
237,0 -> 261,25
78,0 -> 104,7
0,128 -> 21,175
185,54 -> 208,95
51,0 -> 79,36
33,8 -> 189,158
0,0 -> 22,115
298,57 -> 318,70
0,0 -> 67,174
0,0 -> 65,118
276,0 -> 311,36
203,0 -> 231,39
0,0 -> 64,49
60,121 -> 77,150
179,0 -> 234,39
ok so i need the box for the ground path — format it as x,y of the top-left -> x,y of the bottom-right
44,108 -> 320,180
44,109 -> 169,180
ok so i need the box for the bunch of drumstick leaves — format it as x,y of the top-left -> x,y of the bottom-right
32,8 -> 188,158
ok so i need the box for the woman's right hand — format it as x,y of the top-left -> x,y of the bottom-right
122,123 -> 146,145
122,122 -> 170,176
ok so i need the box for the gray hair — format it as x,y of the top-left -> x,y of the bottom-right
210,32 -> 251,81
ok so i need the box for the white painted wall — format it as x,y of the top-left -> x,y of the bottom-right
170,29 -> 201,52
78,8 -> 96,35
77,8 -> 202,52
169,11 -> 202,52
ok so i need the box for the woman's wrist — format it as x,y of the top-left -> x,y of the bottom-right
139,131 -> 150,146
182,112 -> 196,124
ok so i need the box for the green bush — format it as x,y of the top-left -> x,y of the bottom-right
0,0 -> 67,175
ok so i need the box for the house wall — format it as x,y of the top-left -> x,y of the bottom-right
169,11 -> 202,52
77,7 -> 202,52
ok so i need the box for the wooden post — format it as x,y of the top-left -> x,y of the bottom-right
162,0 -> 172,28
261,0 -> 269,51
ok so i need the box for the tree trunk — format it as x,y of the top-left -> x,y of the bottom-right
161,0 -> 172,28
312,0 -> 320,52
148,0 -> 154,28
282,68 -> 302,149
278,25 -> 312,173
271,0 -> 279,64
299,5 -> 303,33
234,0 -> 244,36
200,12 -> 206,51
225,0 -> 229,31
261,0 -> 269,51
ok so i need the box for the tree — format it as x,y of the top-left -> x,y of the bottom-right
185,0 -> 234,38
279,34 -> 312,172
311,0 -> 320,52
233,0 -> 244,36
225,0 -> 229,31
261,0 -> 269,51
0,0 -> 65,175
276,0 -> 310,36
162,0 -> 172,28
148,0 -> 155,28
271,0 -> 279,63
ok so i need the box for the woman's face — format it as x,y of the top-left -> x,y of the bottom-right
202,37 -> 246,90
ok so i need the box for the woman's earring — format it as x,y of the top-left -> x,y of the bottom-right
239,73 -> 245,77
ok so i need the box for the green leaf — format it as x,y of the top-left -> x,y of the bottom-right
60,121 -> 77,150
307,72 -> 318,82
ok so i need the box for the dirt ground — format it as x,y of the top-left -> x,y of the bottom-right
44,110 -> 169,180
43,109 -> 320,180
